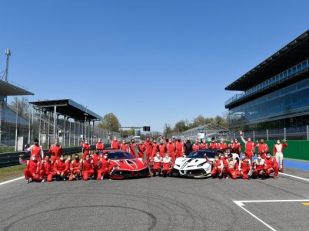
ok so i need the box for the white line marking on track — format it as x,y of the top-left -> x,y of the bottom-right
279,172 -> 309,182
234,199 -> 309,203
0,176 -> 23,186
233,201 -> 277,231
233,199 -> 309,231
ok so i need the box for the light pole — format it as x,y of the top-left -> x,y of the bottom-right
4,48 -> 11,82
0,99 -> 3,145
28,104 -> 31,144
14,102 -> 19,151
84,114 -> 88,141
69,118 -> 72,147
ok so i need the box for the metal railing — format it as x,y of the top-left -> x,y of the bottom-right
0,145 -> 99,168
174,125 -> 309,142
228,125 -> 309,141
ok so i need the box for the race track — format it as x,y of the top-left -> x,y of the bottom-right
0,170 -> 308,231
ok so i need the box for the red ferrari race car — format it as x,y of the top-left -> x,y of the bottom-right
107,151 -> 151,179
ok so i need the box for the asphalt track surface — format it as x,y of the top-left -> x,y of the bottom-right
0,169 -> 308,231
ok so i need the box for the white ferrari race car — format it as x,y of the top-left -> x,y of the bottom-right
172,149 -> 218,178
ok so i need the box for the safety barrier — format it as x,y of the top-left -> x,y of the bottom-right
0,144 -> 111,168
205,140 -> 309,161
238,140 -> 309,161
263,140 -> 309,161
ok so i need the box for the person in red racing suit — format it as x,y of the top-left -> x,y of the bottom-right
239,155 -> 252,180
65,156 -> 71,176
192,139 -> 200,152
69,155 -> 81,181
225,154 -> 239,179
137,141 -> 146,159
252,154 -> 266,179
81,155 -> 94,181
151,140 -> 159,159
167,139 -> 176,163
97,153 -> 111,180
40,155 -> 54,182
200,139 -> 208,150
162,153 -> 172,177
209,139 -> 218,149
91,151 -> 100,178
27,138 -> 44,161
159,141 -> 167,157
120,140 -> 129,152
152,152 -> 163,176
54,155 -> 68,181
264,153 -> 279,178
82,140 -> 91,160
256,139 -> 269,159
24,155 -> 42,183
240,131 -> 255,161
218,140 -> 228,151
175,139 -> 184,158
211,154 -> 224,178
111,137 -> 120,150
144,138 -> 153,163
129,140 -> 137,157
230,139 -> 241,155
96,138 -> 105,151
49,141 -> 63,163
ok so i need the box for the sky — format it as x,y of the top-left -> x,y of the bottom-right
0,0 -> 308,132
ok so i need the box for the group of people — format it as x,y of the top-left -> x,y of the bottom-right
21,132 -> 287,182
21,139 -> 112,183
108,133 -> 287,180
211,151 -> 279,180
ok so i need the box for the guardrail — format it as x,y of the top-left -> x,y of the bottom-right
0,144 -> 110,168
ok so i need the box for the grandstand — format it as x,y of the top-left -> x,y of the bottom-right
225,30 -> 309,139
0,80 -> 34,146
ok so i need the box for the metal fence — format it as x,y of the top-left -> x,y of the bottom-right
0,143 -> 113,168
176,125 -> 309,141
0,145 -> 96,168
228,125 -> 309,141
0,103 -> 120,150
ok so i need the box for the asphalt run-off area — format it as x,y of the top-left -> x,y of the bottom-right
0,167 -> 308,231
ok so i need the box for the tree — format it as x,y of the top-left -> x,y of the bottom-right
205,117 -> 214,125
120,129 -> 135,138
9,97 -> 30,119
193,115 -> 206,127
99,113 -> 121,132
213,116 -> 228,129
163,123 -> 173,137
174,120 -> 188,133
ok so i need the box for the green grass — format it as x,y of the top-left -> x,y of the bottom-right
0,146 -> 15,153
0,165 -> 24,182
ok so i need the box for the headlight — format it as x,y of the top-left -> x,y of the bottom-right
204,165 -> 210,170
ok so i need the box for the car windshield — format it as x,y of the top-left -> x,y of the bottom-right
108,151 -> 135,160
187,149 -> 216,159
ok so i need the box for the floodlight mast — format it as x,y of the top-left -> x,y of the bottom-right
4,48 -> 11,82
0,49 -> 11,144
